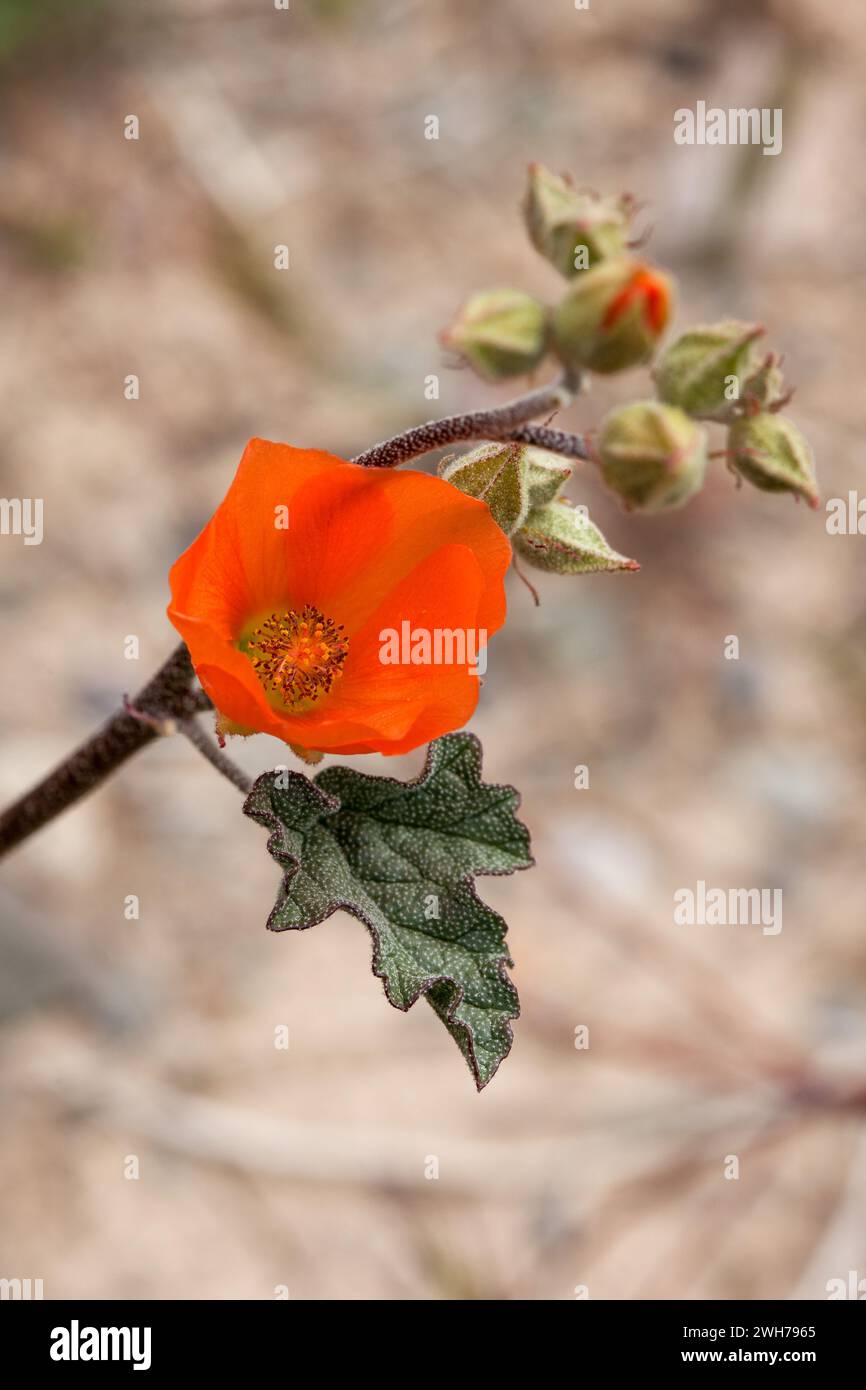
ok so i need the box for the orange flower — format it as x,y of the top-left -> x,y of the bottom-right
168,439 -> 511,757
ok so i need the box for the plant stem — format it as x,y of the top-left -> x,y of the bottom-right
0,643 -> 197,858
0,378 -> 584,859
178,719 -> 252,794
509,423 -> 590,460
350,375 -> 582,468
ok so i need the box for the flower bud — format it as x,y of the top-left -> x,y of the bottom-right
653,319 -> 787,422
522,163 -> 634,278
727,413 -> 818,508
552,258 -> 673,374
439,442 -> 529,535
514,500 -> 638,574
441,289 -> 548,382
597,400 -> 708,512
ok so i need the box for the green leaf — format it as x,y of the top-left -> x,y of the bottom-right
243,732 -> 533,1089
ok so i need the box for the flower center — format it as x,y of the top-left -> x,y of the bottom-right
246,604 -> 349,708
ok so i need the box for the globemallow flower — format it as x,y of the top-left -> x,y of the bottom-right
168,440 -> 511,757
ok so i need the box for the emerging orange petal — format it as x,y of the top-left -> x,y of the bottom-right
602,266 -> 670,335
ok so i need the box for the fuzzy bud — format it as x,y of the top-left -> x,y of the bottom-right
653,319 -> 786,422
597,400 -> 708,512
514,500 -> 638,575
441,289 -> 548,382
522,163 -> 634,278
727,413 -> 818,508
553,258 -> 673,375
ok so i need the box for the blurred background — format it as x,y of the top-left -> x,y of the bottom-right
1,0 -> 866,1300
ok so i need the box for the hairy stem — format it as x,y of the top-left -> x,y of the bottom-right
350,375 -> 582,468
0,378 -> 584,859
509,422 -> 590,460
179,719 -> 253,794
0,643 -> 198,858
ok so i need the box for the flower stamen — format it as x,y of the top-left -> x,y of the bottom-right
246,604 -> 348,707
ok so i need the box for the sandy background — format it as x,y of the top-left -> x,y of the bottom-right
1,0 -> 866,1299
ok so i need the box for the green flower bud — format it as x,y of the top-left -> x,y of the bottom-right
439,442 -> 529,535
653,319 -> 787,422
441,289 -> 548,382
522,163 -> 634,278
552,258 -> 673,375
727,413 -> 818,508
597,400 -> 708,512
514,500 -> 638,575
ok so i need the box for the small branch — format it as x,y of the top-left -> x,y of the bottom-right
0,643 -> 198,859
179,718 -> 252,794
350,375 -> 580,469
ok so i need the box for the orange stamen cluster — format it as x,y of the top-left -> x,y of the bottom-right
246,604 -> 348,707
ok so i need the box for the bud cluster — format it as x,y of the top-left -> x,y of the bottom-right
652,318 -> 816,508
437,161 -> 819,576
442,163 -> 671,384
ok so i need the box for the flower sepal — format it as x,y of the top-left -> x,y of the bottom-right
439,443 -> 529,535
514,499 -> 639,575
524,448 -> 572,506
440,442 -> 575,535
